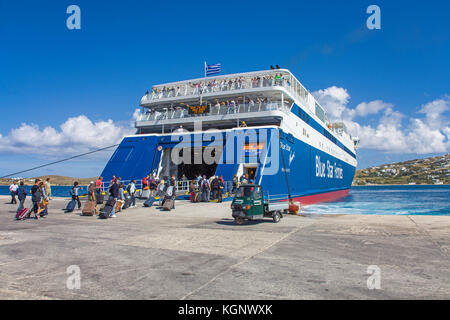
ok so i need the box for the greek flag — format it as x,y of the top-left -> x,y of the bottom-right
205,63 -> 221,76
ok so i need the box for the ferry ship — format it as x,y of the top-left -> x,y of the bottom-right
100,69 -> 359,205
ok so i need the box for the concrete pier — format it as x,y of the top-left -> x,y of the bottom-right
0,195 -> 449,299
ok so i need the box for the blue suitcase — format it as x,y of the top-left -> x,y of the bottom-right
144,197 -> 156,207
65,199 -> 76,212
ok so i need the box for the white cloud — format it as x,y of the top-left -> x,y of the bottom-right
0,112 -> 138,156
313,86 -> 350,120
313,86 -> 450,154
352,100 -> 392,118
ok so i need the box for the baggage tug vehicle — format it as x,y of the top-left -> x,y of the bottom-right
100,69 -> 359,205
231,184 -> 289,224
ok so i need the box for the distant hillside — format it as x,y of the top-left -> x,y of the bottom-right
0,175 -> 98,186
354,154 -> 450,185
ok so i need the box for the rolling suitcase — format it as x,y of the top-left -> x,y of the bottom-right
123,197 -> 132,209
16,208 -> 32,220
96,193 -> 104,205
162,199 -> 174,211
82,201 -> 96,216
39,206 -> 48,217
65,199 -> 76,212
144,197 -> 156,207
99,198 -> 115,219
115,200 -> 124,213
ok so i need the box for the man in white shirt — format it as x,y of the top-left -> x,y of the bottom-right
9,181 -> 18,204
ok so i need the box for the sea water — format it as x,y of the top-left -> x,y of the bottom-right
0,185 -> 89,198
302,185 -> 450,216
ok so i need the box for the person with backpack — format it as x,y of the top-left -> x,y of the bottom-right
70,182 -> 82,210
30,179 -> 42,218
16,181 -> 27,214
211,176 -> 220,201
200,175 -> 210,202
163,183 -> 176,209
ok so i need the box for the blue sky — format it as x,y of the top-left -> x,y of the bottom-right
1,0 -> 449,178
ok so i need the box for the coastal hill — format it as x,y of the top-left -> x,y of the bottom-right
354,154 -> 450,185
0,175 -> 98,186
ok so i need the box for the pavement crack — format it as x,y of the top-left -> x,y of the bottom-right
407,216 -> 449,258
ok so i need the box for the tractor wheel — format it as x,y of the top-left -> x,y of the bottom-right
273,211 -> 281,223
235,216 -> 244,225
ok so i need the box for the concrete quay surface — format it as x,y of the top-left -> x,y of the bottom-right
0,195 -> 449,300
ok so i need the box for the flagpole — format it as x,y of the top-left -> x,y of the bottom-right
201,61 -> 207,105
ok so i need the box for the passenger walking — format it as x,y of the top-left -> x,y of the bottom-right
9,181 -> 18,204
189,180 -> 196,202
70,182 -> 82,210
163,183 -> 176,209
39,181 -> 49,217
211,176 -> 220,201
30,179 -> 42,218
16,181 -> 27,213
142,175 -> 148,189
44,178 -> 52,200
149,175 -> 157,197
108,180 -> 120,218
116,182 -> 125,212
200,175 -> 210,202
156,180 -> 166,206
127,180 -> 136,207
88,181 -> 96,201
232,174 -> 238,193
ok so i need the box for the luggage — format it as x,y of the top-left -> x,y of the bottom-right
96,193 -> 104,204
16,208 -> 31,220
162,199 -> 174,211
123,197 -> 132,209
140,189 -> 150,199
65,199 -> 76,212
144,197 -> 156,207
82,201 -> 96,216
39,206 -> 48,217
99,198 -> 115,219
115,200 -> 124,213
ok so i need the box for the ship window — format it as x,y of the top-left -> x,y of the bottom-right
315,103 -> 325,123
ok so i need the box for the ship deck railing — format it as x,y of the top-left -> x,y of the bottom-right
136,101 -> 290,123
98,180 -> 236,197
140,69 -> 313,113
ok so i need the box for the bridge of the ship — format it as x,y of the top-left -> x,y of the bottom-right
135,69 -> 315,133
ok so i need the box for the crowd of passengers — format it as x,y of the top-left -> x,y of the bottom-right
146,73 -> 290,99
9,173 -> 255,219
143,96 -> 280,117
